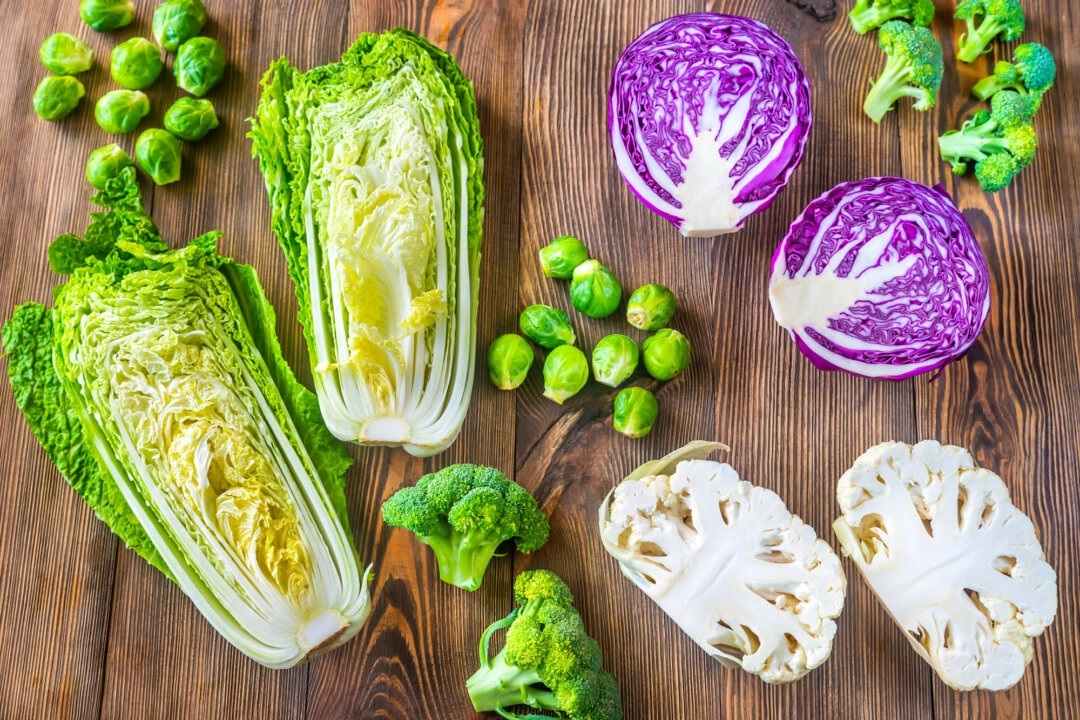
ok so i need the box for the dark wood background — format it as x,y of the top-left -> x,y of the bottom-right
0,0 -> 1076,718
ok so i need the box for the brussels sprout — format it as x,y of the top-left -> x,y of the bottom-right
542,345 -> 589,405
626,283 -> 677,331
538,235 -> 588,279
152,0 -> 208,51
85,143 -> 134,189
135,128 -> 181,185
95,89 -> 150,134
80,0 -> 135,31
164,97 -> 219,141
487,334 -> 534,390
32,76 -> 85,121
613,387 -> 658,438
642,328 -> 691,381
39,33 -> 94,75
174,36 -> 226,97
591,334 -> 639,388
519,304 -> 575,349
570,259 -> 622,318
111,38 -> 163,90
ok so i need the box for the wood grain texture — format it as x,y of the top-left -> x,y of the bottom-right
0,0 -> 1076,719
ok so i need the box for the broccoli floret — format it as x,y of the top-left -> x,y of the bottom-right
848,0 -> 935,34
938,90 -> 1038,192
863,21 -> 944,123
382,464 -> 550,591
972,43 -> 1056,103
466,570 -> 623,720
955,0 -> 1025,63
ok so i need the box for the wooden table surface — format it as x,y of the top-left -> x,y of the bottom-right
1,1 -> 1077,718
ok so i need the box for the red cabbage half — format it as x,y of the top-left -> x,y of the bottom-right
608,13 -> 812,237
769,177 -> 990,380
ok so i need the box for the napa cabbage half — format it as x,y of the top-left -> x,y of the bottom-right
249,29 -> 484,457
2,170 -> 370,669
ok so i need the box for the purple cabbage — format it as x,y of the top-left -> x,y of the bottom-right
768,177 -> 990,380
608,13 -> 812,237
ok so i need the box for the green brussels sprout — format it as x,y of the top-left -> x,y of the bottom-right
39,33 -> 94,75
80,0 -> 135,31
642,328 -> 691,381
152,0 -> 207,51
135,128 -> 181,185
570,259 -> 622,318
163,97 -> 219,141
174,36 -> 225,97
542,345 -> 588,405
613,387 -> 658,438
95,89 -> 150,134
86,143 -> 134,189
487,334 -> 534,390
32,76 -> 84,121
538,235 -> 588,279
591,334 -> 639,388
111,38 -> 163,90
626,283 -> 677,331
519,304 -> 575,349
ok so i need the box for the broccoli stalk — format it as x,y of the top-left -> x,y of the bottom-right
863,21 -> 944,123
848,0 -> 935,35
382,464 -> 550,591
938,90 -> 1038,192
466,570 -> 623,720
972,43 -> 1055,102
954,0 -> 1025,64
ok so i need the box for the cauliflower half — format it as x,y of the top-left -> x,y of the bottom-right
599,442 -> 846,683
834,440 -> 1057,691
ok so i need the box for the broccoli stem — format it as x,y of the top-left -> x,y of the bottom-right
423,528 -> 503,591
971,75 -> 1008,100
957,19 -> 1003,63
850,7 -> 895,34
466,649 -> 558,714
864,59 -> 919,123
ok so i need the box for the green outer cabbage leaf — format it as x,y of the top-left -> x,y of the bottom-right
2,169 -> 369,668
249,29 -> 484,457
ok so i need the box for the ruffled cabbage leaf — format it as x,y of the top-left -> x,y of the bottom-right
2,169 -> 370,668
249,29 -> 484,457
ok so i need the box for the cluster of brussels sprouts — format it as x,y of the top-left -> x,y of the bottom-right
486,236 -> 692,439
33,1 -> 224,189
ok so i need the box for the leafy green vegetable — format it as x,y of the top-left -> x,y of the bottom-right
250,30 -> 485,457
543,345 -> 588,404
382,464 -> 549,591
591,334 -> 638,388
3,169 -> 370,668
135,128 -> 181,185
153,0 -> 207,51
626,283 -> 676,331
642,328 -> 691,381
95,89 -> 150,134
570,259 -> 622,318
519,304 -> 576,349
40,33 -> 94,75
111,37 -> 163,90
80,0 -> 135,32
174,36 -> 225,96
488,334 -> 534,390
539,235 -> 588,279
613,386 -> 658,438
164,97 -> 218,141
33,76 -> 84,121
86,143 -> 134,189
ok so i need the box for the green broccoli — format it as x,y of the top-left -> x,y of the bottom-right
972,43 -> 1055,104
466,570 -> 623,720
382,464 -> 549,591
938,90 -> 1038,192
863,21 -> 944,123
848,0 -> 935,35
955,0 -> 1025,63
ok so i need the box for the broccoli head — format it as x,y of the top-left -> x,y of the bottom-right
955,0 -> 1025,63
848,0 -> 935,35
863,21 -> 944,123
938,90 -> 1038,192
382,464 -> 550,591
466,570 -> 623,720
972,43 -> 1055,104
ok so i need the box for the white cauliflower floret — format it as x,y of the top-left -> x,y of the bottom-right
834,440 -> 1058,691
598,442 -> 846,684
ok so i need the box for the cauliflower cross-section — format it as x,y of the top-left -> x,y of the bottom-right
834,440 -> 1057,691
598,442 -> 846,683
